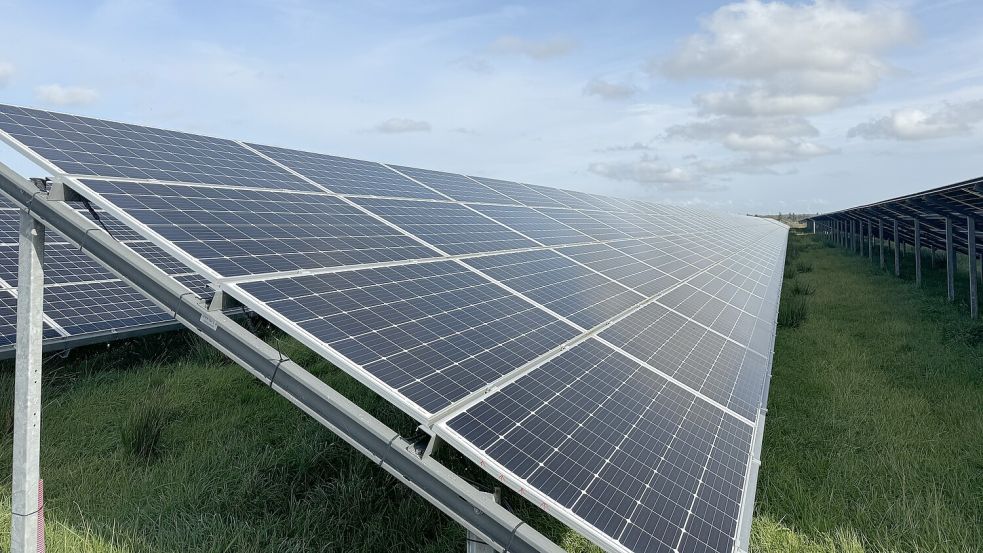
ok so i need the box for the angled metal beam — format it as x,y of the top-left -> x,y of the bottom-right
11,211 -> 45,553
0,163 -> 562,553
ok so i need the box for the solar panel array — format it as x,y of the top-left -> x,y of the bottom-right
0,194 -> 214,354
0,103 -> 787,553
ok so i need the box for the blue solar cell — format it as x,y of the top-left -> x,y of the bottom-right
558,243 -> 679,297
237,261 -> 580,417
389,165 -> 518,205
464,249 -> 644,329
444,338 -> 752,553
350,197 -> 538,255
0,104 -> 315,191
247,143 -> 447,200
466,204 -> 593,246
80,179 -> 441,277
470,176 -> 569,208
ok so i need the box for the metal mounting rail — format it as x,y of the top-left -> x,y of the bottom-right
0,161 -> 563,553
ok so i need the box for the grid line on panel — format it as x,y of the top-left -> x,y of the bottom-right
463,249 -> 645,330
0,104 -> 314,191
469,176 -> 570,208
350,197 -> 539,256
388,165 -> 518,205
234,260 -> 580,418
443,339 -> 754,553
76,179 -> 442,278
438,226 -> 784,428
466,203 -> 594,247
245,143 -> 448,200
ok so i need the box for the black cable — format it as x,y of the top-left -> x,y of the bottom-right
80,198 -> 115,240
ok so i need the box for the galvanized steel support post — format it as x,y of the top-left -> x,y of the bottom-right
969,216 -> 978,319
893,220 -> 900,276
11,212 -> 45,553
878,219 -> 885,269
914,219 -> 923,287
945,216 -> 955,302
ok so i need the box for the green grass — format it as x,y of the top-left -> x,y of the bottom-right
0,232 -> 979,552
752,233 -> 983,552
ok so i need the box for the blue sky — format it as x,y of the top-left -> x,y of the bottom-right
0,0 -> 981,214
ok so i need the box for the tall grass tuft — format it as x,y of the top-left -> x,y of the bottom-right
121,388 -> 170,461
795,260 -> 814,273
778,296 -> 808,328
789,279 -> 816,296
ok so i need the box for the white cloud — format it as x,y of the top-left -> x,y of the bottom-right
588,154 -> 707,191
664,116 -> 818,141
659,0 -> 914,117
35,84 -> 100,106
847,99 -> 983,140
372,118 -> 432,134
450,55 -> 493,73
0,62 -> 13,87
583,78 -> 637,101
490,35 -> 577,60
594,142 -> 653,153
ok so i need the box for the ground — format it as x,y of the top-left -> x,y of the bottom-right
0,232 -> 980,552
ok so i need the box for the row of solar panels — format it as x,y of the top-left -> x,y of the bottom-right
805,175 -> 983,256
0,103 -> 787,553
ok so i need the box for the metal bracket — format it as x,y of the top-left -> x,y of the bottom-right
45,178 -> 85,202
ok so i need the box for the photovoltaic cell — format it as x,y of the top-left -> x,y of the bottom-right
467,204 -> 592,246
0,104 -> 314,191
558,243 -> 680,297
470,176 -> 569,208
389,165 -> 517,205
539,208 -> 631,241
247,143 -> 447,200
80,179 -> 440,277
464,249 -> 644,329
44,281 -> 173,335
598,302 -> 766,421
235,261 -> 580,417
443,339 -> 752,553
0,291 -> 61,346
350,197 -> 538,255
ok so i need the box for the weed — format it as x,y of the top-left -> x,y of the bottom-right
120,389 -> 170,461
778,295 -> 809,328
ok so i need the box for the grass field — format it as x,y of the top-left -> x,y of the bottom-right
0,232 -> 980,552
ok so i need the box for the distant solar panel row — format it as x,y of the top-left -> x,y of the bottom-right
0,103 -> 787,553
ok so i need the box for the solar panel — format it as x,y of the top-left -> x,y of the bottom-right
467,203 -> 593,246
246,144 -> 448,200
0,104 -> 788,553
389,165 -> 518,205
463,249 -> 645,329
558,243 -> 680,297
538,208 -> 632,241
440,338 -> 754,553
233,261 -> 580,419
350,197 -> 538,255
79,179 -> 441,277
0,104 -> 314,191
470,176 -> 569,208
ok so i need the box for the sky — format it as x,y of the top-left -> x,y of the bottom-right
0,0 -> 981,215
